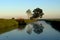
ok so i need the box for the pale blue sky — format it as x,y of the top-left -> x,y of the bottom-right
0,0 -> 60,19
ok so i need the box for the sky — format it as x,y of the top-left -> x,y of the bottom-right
0,0 -> 60,19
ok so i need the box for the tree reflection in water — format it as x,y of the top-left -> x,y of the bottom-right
18,25 -> 26,30
26,24 -> 33,34
33,23 -> 44,34
26,22 -> 44,34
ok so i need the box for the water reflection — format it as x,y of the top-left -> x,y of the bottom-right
26,22 -> 44,34
0,21 -> 60,40
18,25 -> 26,30
0,20 -> 60,35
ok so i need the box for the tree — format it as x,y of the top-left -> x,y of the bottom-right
26,9 -> 32,19
12,17 -> 15,19
30,8 -> 44,19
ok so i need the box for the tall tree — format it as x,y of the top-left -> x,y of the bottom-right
30,8 -> 44,19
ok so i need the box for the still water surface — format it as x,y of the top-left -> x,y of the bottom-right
0,21 -> 60,40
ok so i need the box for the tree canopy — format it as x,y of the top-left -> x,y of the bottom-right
26,8 -> 44,19
26,9 -> 31,14
26,9 -> 32,19
30,8 -> 44,19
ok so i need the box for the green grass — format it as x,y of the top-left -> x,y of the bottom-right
0,19 -> 18,34
24,19 -> 60,24
24,19 -> 36,23
45,19 -> 60,21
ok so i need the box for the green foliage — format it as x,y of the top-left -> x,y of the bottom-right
30,8 -> 44,19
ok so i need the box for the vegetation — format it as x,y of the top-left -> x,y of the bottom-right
0,18 -> 60,34
0,18 -> 35,34
0,8 -> 60,34
44,19 -> 60,21
26,9 -> 32,19
0,19 -> 18,34
30,8 -> 44,19
24,19 -> 36,24
26,8 -> 44,20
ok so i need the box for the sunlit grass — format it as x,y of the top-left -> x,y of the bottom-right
24,19 -> 36,24
0,19 -> 18,34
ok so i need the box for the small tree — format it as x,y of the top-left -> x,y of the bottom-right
26,9 -> 32,19
12,17 -> 15,19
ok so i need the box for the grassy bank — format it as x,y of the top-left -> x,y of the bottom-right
0,19 -> 18,34
44,19 -> 60,21
24,19 -> 36,23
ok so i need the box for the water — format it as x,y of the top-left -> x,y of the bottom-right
0,21 -> 60,40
